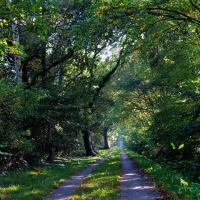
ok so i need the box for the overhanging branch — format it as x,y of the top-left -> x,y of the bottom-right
26,50 -> 74,89
147,7 -> 200,25
89,46 -> 124,109
189,0 -> 200,12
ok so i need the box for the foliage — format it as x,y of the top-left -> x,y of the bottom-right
0,80 -> 40,157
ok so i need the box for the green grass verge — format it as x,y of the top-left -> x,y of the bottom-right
124,147 -> 200,200
0,148 -> 113,200
68,148 -> 120,200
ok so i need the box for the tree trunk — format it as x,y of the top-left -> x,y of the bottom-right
22,64 -> 28,83
40,42 -> 47,87
82,129 -> 98,156
103,126 -> 109,149
46,147 -> 53,162
12,21 -> 21,80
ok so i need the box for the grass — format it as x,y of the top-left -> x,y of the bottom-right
124,147 -> 200,200
0,148 -> 113,200
68,147 -> 120,200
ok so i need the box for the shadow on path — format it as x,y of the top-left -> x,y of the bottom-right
44,151 -> 113,200
118,148 -> 162,200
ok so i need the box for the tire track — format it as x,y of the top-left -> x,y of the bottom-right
44,151 -> 113,200
119,148 -> 162,200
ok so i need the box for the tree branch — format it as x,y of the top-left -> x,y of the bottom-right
147,7 -> 200,25
21,54 -> 39,70
89,47 -> 124,109
26,50 -> 74,89
189,0 -> 200,12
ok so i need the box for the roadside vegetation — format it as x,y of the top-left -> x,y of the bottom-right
0,148 -> 112,200
68,148 -> 120,200
125,148 -> 200,200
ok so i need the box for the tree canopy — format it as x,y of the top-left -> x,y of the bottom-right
1,0 -> 200,178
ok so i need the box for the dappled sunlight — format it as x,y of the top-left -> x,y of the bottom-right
0,185 -> 19,198
0,153 -> 110,200
106,160 -> 118,165
0,185 -> 44,200
134,186 -> 155,189
119,149 -> 162,199
45,150 -> 118,199
67,150 -> 120,200
19,189 -> 43,199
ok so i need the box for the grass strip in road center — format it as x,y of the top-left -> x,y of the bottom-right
68,148 -> 120,200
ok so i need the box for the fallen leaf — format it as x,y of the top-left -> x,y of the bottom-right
28,185 -> 33,189
33,167 -> 41,173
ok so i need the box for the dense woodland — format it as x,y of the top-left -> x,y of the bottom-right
1,0 -> 200,180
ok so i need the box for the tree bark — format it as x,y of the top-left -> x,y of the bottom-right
22,64 -> 28,83
12,21 -> 21,79
82,129 -> 98,156
103,126 -> 109,149
46,147 -> 53,162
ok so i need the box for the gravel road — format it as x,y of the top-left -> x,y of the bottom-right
44,148 -> 162,200
44,151 -> 113,200
118,148 -> 162,200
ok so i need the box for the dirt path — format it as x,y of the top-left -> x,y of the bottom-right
118,148 -> 162,200
44,151 -> 113,200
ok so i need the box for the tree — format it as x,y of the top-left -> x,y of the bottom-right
2,0 -> 200,173
109,0 -> 200,175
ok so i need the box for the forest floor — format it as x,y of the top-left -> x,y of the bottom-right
44,148 -> 162,200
